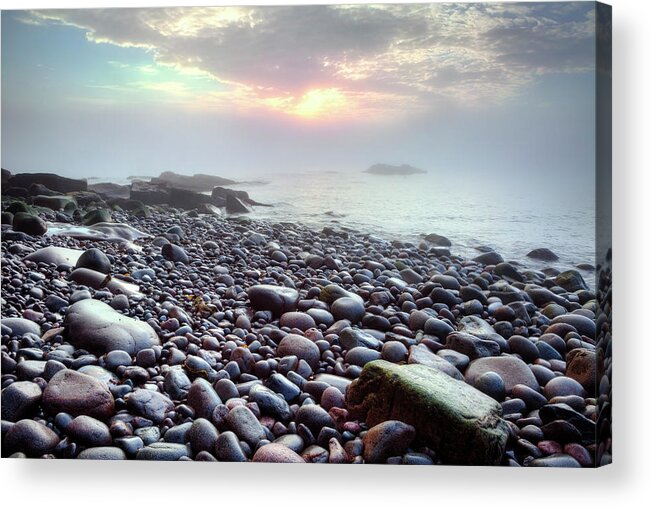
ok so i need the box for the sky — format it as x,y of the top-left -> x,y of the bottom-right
1,2 -> 596,182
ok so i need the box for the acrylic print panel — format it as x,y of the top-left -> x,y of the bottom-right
0,2 -> 611,467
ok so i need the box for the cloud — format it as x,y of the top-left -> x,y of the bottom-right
24,3 -> 596,117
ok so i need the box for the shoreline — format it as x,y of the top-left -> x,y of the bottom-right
1,194 -> 605,465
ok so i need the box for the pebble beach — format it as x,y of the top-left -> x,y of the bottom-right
0,171 -> 612,466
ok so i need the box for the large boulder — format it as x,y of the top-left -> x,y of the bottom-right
346,360 -> 509,465
64,299 -> 160,356
8,172 -> 87,193
167,187 -> 213,210
12,212 -> 47,236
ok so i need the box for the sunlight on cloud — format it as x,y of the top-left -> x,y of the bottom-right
22,3 -> 596,119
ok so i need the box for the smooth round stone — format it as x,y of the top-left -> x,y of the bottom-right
12,212 -> 47,236
110,294 -> 129,312
188,418 -> 219,455
247,285 -> 299,317
126,389 -> 174,423
276,334 -> 321,370
511,384 -> 547,410
136,442 -> 190,461
1,380 -> 42,422
215,431 -> 247,462
330,297 -> 365,324
550,314 -> 596,339
43,369 -> 115,419
64,299 -> 160,356
527,453 -> 581,467
16,360 -> 47,381
67,415 -> 112,446
519,425 -> 544,443
541,420 -> 582,443
214,378 -> 240,401
75,248 -> 111,274
187,378 -> 222,419
161,243 -> 189,264
345,347 -> 381,367
320,386 -> 345,411
77,447 -> 127,460
381,341 -> 408,363
307,309 -> 335,327
274,434 -> 305,453
163,422 -> 192,443
135,348 -> 156,368
474,371 -> 506,402
301,444 -> 329,463
279,312 -> 316,331
4,419 -> 60,457
295,404 -> 335,435
105,350 -> 133,370
134,426 -> 160,445
465,356 -> 540,394
507,335 -> 539,363
2,318 -> 42,338
265,373 -> 301,402
363,420 -> 416,464
563,443 -> 593,467
543,376 -> 587,400
536,341 -> 563,361
163,367 -> 192,401
252,443 -> 306,463
226,405 -> 266,447
530,364 -> 556,386
436,349 -> 470,371
249,384 -> 292,422
423,317 -> 456,338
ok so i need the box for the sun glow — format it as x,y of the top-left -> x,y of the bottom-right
288,88 -> 350,119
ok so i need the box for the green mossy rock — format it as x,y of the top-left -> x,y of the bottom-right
83,208 -> 112,226
346,360 -> 509,465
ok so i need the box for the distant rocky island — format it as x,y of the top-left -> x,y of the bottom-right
364,163 -> 427,175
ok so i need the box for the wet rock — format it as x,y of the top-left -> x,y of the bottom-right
126,389 -> 174,423
1,318 -> 42,338
67,415 -> 113,446
75,248 -> 111,274
4,419 -> 61,457
226,405 -> 266,447
43,369 -> 115,419
136,442 -> 190,461
64,299 -> 159,356
248,285 -> 299,316
407,344 -> 464,380
347,360 -> 509,465
252,443 -> 305,463
215,431 -> 247,462
77,447 -> 127,460
11,212 -> 48,236
363,420 -> 416,463
465,356 -> 540,394
187,378 -> 222,419
1,381 -> 43,422
161,243 -> 189,264
277,334 -> 321,370
527,248 -> 559,261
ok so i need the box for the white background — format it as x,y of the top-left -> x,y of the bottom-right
0,0 -> 648,505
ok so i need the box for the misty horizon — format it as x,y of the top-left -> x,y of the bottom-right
2,3 -> 596,195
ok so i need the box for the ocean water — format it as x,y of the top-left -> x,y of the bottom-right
231,171 -> 596,285
94,170 -> 597,286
